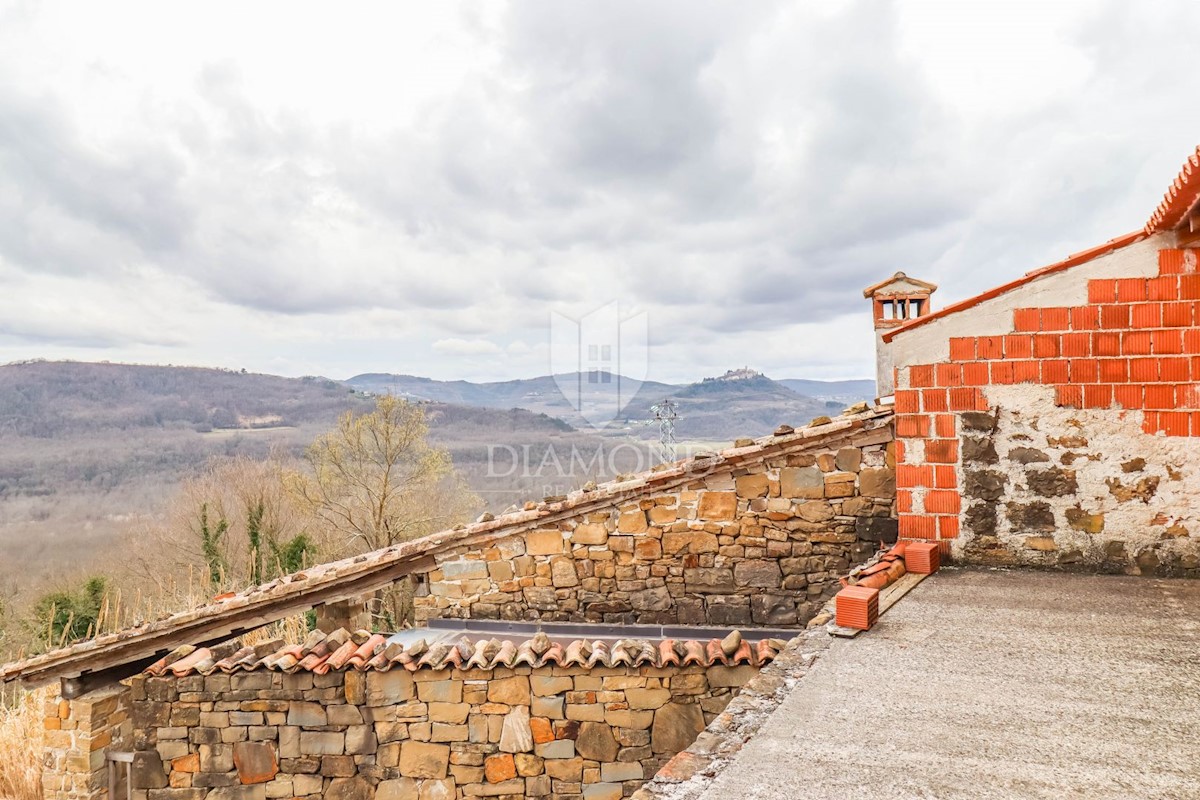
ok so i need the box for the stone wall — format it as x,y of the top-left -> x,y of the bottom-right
414,437 -> 896,628
120,662 -> 760,800
43,684 -> 131,800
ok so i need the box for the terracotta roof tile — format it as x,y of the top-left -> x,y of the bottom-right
1146,145 -> 1200,233
142,628 -> 789,677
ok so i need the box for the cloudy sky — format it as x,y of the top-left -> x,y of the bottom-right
1,1 -> 1198,384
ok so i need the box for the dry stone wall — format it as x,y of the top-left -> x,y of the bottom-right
121,661 -> 759,800
414,438 -> 896,628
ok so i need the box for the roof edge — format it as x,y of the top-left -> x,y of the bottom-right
882,230 -> 1145,343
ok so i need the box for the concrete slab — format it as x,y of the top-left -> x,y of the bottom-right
697,568 -> 1200,799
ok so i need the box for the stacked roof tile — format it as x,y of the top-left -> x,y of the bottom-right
143,628 -> 789,678
1146,145 -> 1200,233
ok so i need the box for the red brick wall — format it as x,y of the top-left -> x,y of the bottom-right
894,246 -> 1200,559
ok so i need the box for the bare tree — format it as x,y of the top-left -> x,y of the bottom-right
291,396 -> 480,627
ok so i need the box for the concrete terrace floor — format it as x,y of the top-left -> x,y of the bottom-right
698,568 -> 1200,799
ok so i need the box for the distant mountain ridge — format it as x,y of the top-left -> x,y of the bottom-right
345,368 -> 876,439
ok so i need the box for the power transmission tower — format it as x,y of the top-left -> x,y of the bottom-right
648,399 -> 681,462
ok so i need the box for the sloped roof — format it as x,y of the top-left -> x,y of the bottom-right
142,628 -> 787,677
1,404 -> 892,692
1146,145 -> 1200,233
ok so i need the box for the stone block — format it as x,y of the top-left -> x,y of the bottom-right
544,756 -> 583,781
683,567 -> 734,593
132,751 -> 168,789
484,753 -> 516,783
325,776 -> 372,800
345,725 -> 377,754
499,706 -> 534,753
625,688 -> 671,710
487,676 -> 530,705
551,558 -> 579,587
707,665 -> 760,687
651,702 -> 705,754
697,491 -> 737,521
780,466 -> 824,498
572,523 -> 609,545
526,530 -> 564,556
534,739 -> 574,759
574,721 -> 618,761
583,783 -> 623,800
326,705 -> 364,726
286,702 -> 326,728
208,788 -> 266,800
751,593 -> 797,625
199,743 -> 234,772
530,675 -> 573,696
735,473 -> 770,498
299,731 -> 344,755
417,679 -> 462,704
376,778 -> 418,800
400,742 -> 450,779
233,742 -> 278,785
733,560 -> 781,588
705,595 -> 752,626
440,559 -> 489,580
418,778 -> 456,800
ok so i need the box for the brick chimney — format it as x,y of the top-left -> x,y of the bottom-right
863,272 -> 938,398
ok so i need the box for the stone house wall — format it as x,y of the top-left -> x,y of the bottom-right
414,437 -> 896,628
42,684 -> 131,800
889,235 -> 1200,573
118,661 -> 760,800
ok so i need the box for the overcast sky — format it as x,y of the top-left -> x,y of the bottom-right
1,1 -> 1198,384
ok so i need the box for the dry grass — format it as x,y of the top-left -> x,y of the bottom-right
0,685 -> 47,800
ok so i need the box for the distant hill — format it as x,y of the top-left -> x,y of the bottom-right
777,378 -> 877,403
347,368 -> 875,440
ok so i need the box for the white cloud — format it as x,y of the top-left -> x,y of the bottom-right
0,0 -> 1197,384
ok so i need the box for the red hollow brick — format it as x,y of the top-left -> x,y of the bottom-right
1175,384 -> 1200,407
1004,334 -> 1034,358
937,515 -> 960,539
934,465 -> 957,489
894,440 -> 906,463
1153,329 -> 1184,354
961,362 -> 989,386
1116,278 -> 1148,302
922,389 -> 950,412
1114,385 -> 1143,409
1040,307 -> 1071,330
1162,302 -> 1193,327
925,439 -> 959,463
1055,385 -> 1083,408
1013,308 -> 1041,332
1012,361 -> 1040,383
1129,358 -> 1158,383
1145,385 -> 1175,409
1070,306 -> 1100,330
1070,358 -> 1098,383
935,363 -> 963,387
897,464 -> 934,488
1122,331 -> 1153,355
1130,303 -> 1162,329
899,514 -> 937,540
1159,411 -> 1190,436
977,336 -> 1005,360
1098,358 -> 1129,383
1093,332 -> 1121,356
1185,329 -> 1200,353
1147,275 -> 1179,301
1060,332 -> 1091,357
1160,358 -> 1190,383
1180,274 -> 1200,300
1088,279 -> 1118,303
948,387 -> 982,412
925,490 -> 961,514
949,337 -> 976,362
935,414 -> 956,438
1159,249 -> 1187,275
1033,334 -> 1061,358
896,414 -> 931,438
1041,360 -> 1069,384
990,361 -> 1015,384
909,364 -> 935,388
894,390 -> 921,413
1142,411 -> 1160,435
896,489 -> 913,514
1084,384 -> 1113,409
1100,305 -> 1131,329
